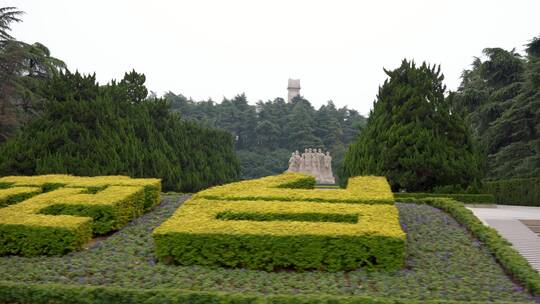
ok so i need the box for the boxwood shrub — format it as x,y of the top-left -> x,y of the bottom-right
0,175 -> 161,256
0,186 -> 41,208
153,197 -> 405,271
394,192 -> 495,204
484,178 -> 540,206
196,173 -> 395,204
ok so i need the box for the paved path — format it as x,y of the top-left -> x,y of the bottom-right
467,205 -> 540,271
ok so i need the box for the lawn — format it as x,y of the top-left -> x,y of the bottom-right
0,194 -> 535,303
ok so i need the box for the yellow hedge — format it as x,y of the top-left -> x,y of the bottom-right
0,187 -> 42,208
0,175 -> 161,256
0,174 -> 161,210
154,173 -> 403,270
153,196 -> 405,271
155,198 -> 403,237
195,173 -> 394,204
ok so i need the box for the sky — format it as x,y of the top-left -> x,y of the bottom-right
5,0 -> 540,116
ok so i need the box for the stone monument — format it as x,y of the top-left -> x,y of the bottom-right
286,147 -> 335,184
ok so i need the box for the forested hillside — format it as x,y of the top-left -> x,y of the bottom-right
450,36 -> 540,179
165,93 -> 366,179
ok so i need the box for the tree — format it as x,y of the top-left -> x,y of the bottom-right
0,7 -> 22,41
341,60 -> 481,191
165,91 -> 367,180
0,7 -> 65,142
287,96 -> 322,151
0,70 -> 240,192
483,37 -> 540,178
451,35 -> 539,179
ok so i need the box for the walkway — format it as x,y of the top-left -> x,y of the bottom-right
467,205 -> 540,272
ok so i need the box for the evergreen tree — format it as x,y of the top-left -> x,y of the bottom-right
484,37 -> 540,178
0,70 -> 240,192
451,35 -> 540,179
342,60 -> 481,191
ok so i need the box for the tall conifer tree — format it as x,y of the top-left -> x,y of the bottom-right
342,60 -> 481,191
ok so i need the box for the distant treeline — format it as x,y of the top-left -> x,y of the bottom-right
164,93 -> 366,179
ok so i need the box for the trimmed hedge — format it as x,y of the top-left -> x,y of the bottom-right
216,211 -> 359,223
0,174 -> 161,210
0,175 -> 161,256
0,281 -> 518,304
196,173 -> 395,204
153,198 -> 405,271
394,192 -> 495,204
0,186 -> 41,208
402,197 -> 540,296
484,178 -> 540,206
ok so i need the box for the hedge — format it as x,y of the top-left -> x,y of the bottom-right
0,281 -> 520,304
0,186 -> 41,208
484,178 -> 540,206
394,192 -> 495,204
400,197 -> 540,296
0,175 -> 161,256
196,173 -> 395,204
0,174 -> 161,210
153,198 -> 405,271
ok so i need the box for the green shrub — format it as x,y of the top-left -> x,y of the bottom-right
216,211 -> 359,223
412,197 -> 540,295
394,192 -> 495,204
0,175 -> 161,256
484,178 -> 540,206
0,187 -> 41,208
1,280 -> 514,304
153,198 -> 405,271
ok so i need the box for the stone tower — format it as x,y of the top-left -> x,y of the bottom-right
287,79 -> 301,102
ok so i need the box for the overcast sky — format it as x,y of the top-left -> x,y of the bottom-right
5,0 -> 540,115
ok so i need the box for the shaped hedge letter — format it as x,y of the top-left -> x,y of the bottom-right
0,175 -> 160,256
153,173 -> 405,271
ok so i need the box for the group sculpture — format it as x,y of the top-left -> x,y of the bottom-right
286,148 -> 335,184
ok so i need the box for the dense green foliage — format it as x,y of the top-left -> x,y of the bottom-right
154,231 -> 405,272
394,193 -> 495,204
341,60 -> 481,191
215,211 -> 359,223
483,178 -> 540,206
0,8 -> 239,192
0,71 -> 240,192
0,7 -> 66,143
0,195 -> 533,303
165,93 -> 366,180
450,36 -> 540,179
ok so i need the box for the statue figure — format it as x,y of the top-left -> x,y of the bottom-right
321,151 -> 335,183
311,148 -> 319,174
304,148 -> 312,172
293,150 -> 302,171
287,152 -> 300,172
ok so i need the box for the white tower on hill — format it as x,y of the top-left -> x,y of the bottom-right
287,79 -> 301,102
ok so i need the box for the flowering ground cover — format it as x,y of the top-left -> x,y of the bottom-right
0,194 -> 536,303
